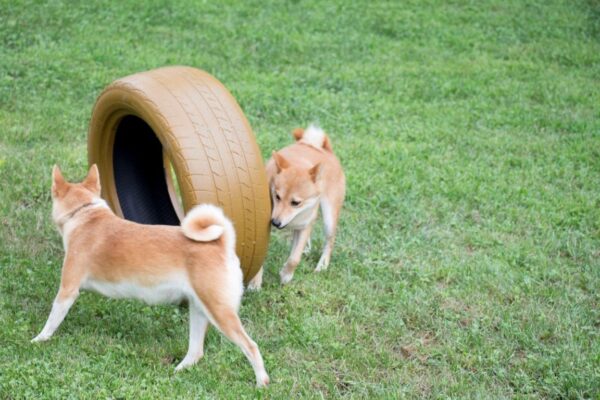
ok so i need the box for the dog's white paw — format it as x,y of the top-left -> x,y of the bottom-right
247,275 -> 262,291
280,270 -> 294,285
315,257 -> 329,272
246,281 -> 262,291
31,334 -> 50,343
256,372 -> 270,388
174,356 -> 199,372
246,266 -> 263,291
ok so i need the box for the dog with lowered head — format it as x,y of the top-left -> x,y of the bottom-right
32,164 -> 269,387
248,125 -> 345,288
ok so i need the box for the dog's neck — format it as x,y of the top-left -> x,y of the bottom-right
55,198 -> 108,229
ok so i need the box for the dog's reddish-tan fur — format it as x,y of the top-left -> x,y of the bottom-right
34,165 -> 269,387
248,125 -> 345,288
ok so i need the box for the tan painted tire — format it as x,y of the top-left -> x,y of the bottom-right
87,66 -> 270,283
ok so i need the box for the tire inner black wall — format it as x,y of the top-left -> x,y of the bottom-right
112,115 -> 180,225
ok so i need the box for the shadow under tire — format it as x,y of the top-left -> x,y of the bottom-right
88,66 -> 270,283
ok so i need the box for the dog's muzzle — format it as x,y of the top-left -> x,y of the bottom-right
271,218 -> 284,229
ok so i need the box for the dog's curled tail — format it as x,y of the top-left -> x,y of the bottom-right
293,124 -> 333,152
181,204 -> 236,251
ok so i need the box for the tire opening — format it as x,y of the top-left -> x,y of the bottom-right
112,115 -> 180,225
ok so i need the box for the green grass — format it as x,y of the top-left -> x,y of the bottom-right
1,0 -> 599,398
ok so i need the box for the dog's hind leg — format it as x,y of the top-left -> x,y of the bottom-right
175,301 -> 210,371
190,260 -> 268,386
246,266 -> 263,291
32,255 -> 84,342
202,303 -> 269,387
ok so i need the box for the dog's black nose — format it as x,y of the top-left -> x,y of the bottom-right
271,219 -> 282,229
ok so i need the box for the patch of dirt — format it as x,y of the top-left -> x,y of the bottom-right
396,332 -> 436,363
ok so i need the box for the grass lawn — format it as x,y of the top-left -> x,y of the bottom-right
1,0 -> 599,398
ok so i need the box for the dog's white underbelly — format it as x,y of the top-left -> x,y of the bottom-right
81,274 -> 190,305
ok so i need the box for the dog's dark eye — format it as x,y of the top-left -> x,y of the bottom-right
275,193 -> 281,201
291,200 -> 301,207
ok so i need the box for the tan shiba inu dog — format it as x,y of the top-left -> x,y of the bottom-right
32,165 -> 269,387
248,125 -> 345,288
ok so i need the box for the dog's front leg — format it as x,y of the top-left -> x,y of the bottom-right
303,237 -> 312,254
280,224 -> 313,284
32,294 -> 78,342
32,255 -> 83,342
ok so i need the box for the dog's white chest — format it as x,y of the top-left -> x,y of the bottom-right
82,275 -> 189,305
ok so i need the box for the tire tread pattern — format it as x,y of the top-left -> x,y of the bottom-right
88,66 -> 270,282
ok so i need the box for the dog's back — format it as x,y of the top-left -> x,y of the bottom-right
266,125 -> 345,190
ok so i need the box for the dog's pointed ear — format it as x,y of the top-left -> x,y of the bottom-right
83,164 -> 101,193
308,163 -> 322,183
52,165 -> 66,197
292,128 -> 304,141
272,151 -> 289,173
52,165 -> 64,183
